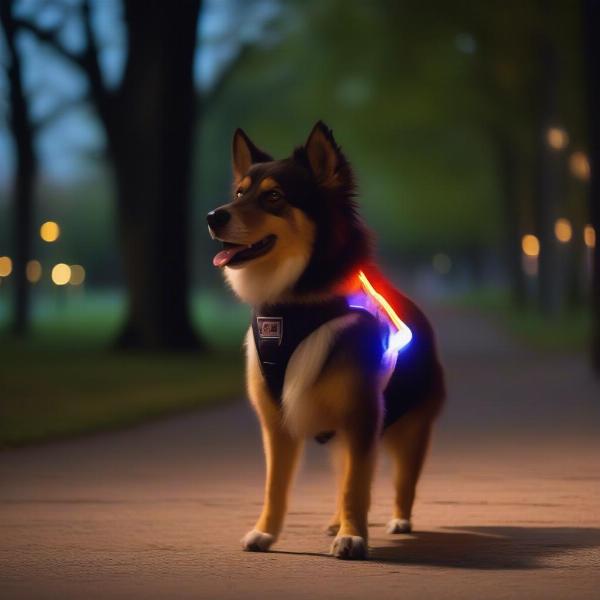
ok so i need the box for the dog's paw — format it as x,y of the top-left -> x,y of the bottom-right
386,518 -> 412,534
325,522 -> 340,537
330,535 -> 368,560
241,529 -> 275,552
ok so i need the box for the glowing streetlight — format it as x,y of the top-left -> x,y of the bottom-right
584,225 -> 596,249
40,221 -> 60,243
0,256 -> 12,277
554,218 -> 572,243
546,127 -> 569,150
569,151 -> 590,181
0,256 -> 13,277
521,234 -> 539,277
51,263 -> 71,286
521,234 -> 540,257
69,264 -> 86,286
26,260 -> 42,283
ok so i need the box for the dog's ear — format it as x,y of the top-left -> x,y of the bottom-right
232,129 -> 272,181
304,121 -> 344,188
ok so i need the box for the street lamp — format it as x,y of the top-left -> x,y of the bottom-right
40,221 -> 60,243
51,263 -> 71,286
546,127 -> 569,150
0,256 -> 12,277
554,218 -> 572,243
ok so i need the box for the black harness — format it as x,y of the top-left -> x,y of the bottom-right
251,295 -> 426,442
251,297 -> 352,404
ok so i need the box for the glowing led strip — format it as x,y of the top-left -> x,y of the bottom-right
358,270 -> 413,349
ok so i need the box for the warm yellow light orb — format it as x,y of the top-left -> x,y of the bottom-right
40,221 -> 60,242
521,234 -> 540,257
26,260 -> 42,283
554,218 -> 572,243
0,256 -> 12,277
546,127 -> 569,150
584,225 -> 596,249
569,151 -> 590,181
51,263 -> 71,286
69,264 -> 86,286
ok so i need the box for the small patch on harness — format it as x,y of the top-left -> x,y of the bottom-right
256,317 -> 283,344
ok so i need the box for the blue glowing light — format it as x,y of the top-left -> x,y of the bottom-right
347,291 -> 412,354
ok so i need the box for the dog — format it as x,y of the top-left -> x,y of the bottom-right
207,122 -> 445,560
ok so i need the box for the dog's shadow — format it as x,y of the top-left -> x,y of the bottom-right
369,526 -> 600,570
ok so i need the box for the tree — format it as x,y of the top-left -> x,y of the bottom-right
17,0 -> 203,349
582,0 -> 600,373
0,0 -> 37,337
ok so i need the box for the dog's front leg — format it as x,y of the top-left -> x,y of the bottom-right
242,414 -> 302,552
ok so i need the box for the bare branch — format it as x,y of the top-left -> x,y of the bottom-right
12,17 -> 86,69
80,0 -> 107,103
14,2 -> 114,128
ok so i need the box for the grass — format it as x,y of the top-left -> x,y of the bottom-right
0,290 -> 249,448
448,287 -> 592,353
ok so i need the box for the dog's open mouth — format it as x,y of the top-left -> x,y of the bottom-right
212,234 -> 277,268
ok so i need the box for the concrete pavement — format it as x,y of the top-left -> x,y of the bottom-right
1,307 -> 600,599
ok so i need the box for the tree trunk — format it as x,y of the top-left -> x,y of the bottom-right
494,129 -> 527,307
583,0 -> 600,373
534,36 -> 563,316
0,0 -> 37,337
107,0 -> 202,350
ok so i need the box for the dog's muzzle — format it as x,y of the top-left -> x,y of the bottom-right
207,208 -> 231,238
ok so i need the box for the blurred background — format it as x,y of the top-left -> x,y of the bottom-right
0,0 -> 599,447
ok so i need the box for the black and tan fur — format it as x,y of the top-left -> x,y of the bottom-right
207,122 -> 445,560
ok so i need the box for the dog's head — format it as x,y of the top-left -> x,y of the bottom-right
207,121 -> 371,305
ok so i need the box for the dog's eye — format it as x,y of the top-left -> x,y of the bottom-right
261,189 -> 285,211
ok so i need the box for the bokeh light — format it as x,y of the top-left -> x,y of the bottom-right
26,260 -> 42,283
51,263 -> 71,286
40,221 -> 60,243
432,253 -> 452,274
546,127 -> 569,150
521,234 -> 540,257
569,151 -> 591,181
69,265 -> 86,286
0,256 -> 13,277
584,225 -> 596,249
554,218 -> 572,243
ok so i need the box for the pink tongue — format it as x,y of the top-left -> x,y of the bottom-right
213,245 -> 245,267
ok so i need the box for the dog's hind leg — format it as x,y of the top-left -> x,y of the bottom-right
325,443 -> 345,537
330,430 -> 377,559
329,413 -> 379,560
383,400 -> 437,534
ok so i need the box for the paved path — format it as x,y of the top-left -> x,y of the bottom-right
1,307 -> 600,599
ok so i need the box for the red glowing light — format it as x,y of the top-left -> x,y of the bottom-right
357,271 -> 412,347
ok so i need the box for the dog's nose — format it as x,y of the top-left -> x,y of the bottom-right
207,208 -> 231,230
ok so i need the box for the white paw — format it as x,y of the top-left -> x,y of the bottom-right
330,535 -> 368,560
325,523 -> 340,537
241,529 -> 275,552
386,518 -> 412,534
